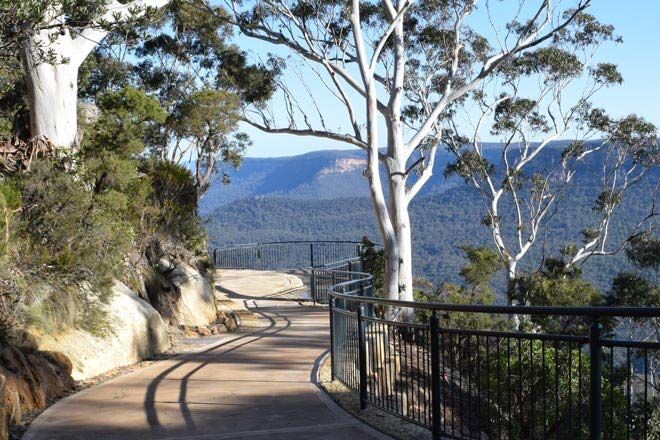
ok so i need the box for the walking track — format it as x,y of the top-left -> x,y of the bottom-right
24,270 -> 389,440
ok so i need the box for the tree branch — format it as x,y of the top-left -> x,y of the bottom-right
72,0 -> 169,66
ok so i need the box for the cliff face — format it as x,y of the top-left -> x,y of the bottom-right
0,345 -> 75,440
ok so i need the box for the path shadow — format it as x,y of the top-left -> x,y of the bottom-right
144,305 -> 292,434
215,284 -> 313,303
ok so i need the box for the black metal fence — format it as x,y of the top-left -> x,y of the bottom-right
213,241 -> 660,439
331,275 -> 660,440
213,241 -> 367,303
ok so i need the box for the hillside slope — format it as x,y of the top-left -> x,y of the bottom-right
204,144 -> 659,293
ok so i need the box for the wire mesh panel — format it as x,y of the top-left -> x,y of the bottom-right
332,308 -> 360,392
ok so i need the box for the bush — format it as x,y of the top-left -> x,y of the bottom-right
141,159 -> 206,254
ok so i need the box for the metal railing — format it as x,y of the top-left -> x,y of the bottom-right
331,274 -> 660,440
213,240 -> 367,303
213,241 -> 660,439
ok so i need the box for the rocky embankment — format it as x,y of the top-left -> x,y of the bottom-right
0,342 -> 74,440
0,259 -> 238,439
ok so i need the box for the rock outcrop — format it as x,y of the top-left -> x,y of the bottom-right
0,345 -> 75,440
146,260 -> 217,327
34,282 -> 170,380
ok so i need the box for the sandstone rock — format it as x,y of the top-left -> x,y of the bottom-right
146,262 -> 217,328
156,258 -> 175,274
0,345 -> 74,438
42,351 -> 73,377
181,326 -> 198,338
34,281 -> 170,380
197,326 -> 212,337
210,324 -> 227,335
216,310 -> 228,324
13,330 -> 38,353
224,316 -> 238,332
168,263 -> 217,326
0,373 -> 7,440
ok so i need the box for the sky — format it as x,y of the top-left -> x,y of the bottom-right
234,1 -> 660,158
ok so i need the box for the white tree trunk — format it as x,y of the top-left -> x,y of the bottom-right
507,259 -> 518,305
389,169 -> 414,297
21,26 -> 81,149
25,62 -> 79,148
364,144 -> 399,302
19,0 -> 169,149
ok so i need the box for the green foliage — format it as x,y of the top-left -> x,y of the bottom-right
606,273 -> 659,308
141,159 -> 204,251
2,158 -> 137,335
0,57 -> 26,138
168,89 -> 239,140
478,339 -> 589,438
516,258 -> 602,333
0,179 -> 20,256
359,236 -> 384,294
413,246 -> 507,330
86,86 -> 167,157
626,232 -> 660,269
459,246 -> 501,288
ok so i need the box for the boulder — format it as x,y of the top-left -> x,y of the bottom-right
197,326 -> 212,337
224,315 -> 238,332
148,261 -> 217,327
34,281 -> 170,380
0,345 -> 74,439
180,326 -> 199,338
210,324 -> 227,335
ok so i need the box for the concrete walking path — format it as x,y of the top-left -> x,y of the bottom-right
24,270 -> 389,440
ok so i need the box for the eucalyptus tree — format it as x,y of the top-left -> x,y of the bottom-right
204,0 -> 602,309
125,1 -> 276,194
0,0 -> 170,148
443,25 -> 659,303
74,1 -> 276,194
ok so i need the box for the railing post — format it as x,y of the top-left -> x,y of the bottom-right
589,319 -> 603,440
430,311 -> 442,440
357,304 -> 368,410
329,297 -> 336,381
310,243 -> 316,302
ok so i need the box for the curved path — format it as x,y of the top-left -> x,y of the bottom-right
24,270 -> 389,440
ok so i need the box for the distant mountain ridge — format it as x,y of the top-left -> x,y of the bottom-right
200,148 -> 462,215
200,141 -> 602,215
202,142 -> 658,293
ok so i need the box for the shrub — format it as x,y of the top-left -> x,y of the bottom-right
141,159 -> 205,253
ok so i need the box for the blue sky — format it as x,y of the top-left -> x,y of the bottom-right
236,1 -> 660,158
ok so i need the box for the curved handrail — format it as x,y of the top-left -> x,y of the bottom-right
216,240 -> 367,251
328,269 -> 660,317
213,241 -> 660,317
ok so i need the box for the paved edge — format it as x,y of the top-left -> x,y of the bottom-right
311,350 -> 394,440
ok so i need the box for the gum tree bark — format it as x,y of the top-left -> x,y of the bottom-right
19,0 -> 168,148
